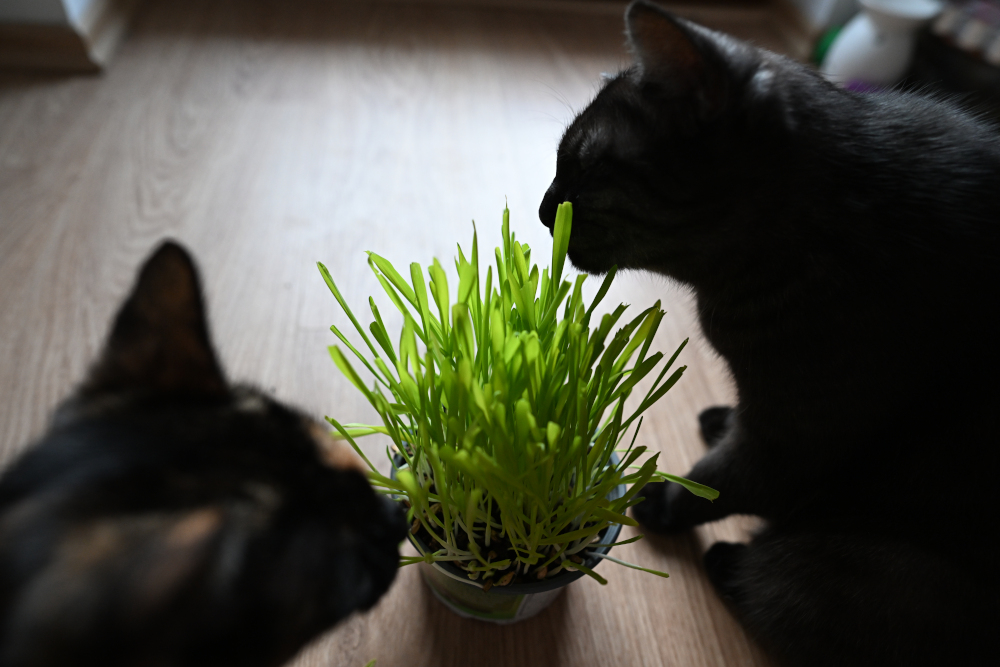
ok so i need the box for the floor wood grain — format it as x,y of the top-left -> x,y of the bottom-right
0,2 -> 797,665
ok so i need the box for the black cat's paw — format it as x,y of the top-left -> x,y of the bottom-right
703,541 -> 748,601
631,481 -> 690,535
698,406 -> 734,447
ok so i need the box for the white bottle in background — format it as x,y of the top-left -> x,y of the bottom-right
822,0 -> 944,87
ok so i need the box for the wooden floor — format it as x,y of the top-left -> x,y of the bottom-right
0,2 -> 803,665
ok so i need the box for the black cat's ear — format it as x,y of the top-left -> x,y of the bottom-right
625,0 -> 729,115
83,241 -> 228,399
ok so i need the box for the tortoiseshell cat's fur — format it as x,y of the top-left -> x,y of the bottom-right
541,2 -> 999,665
0,243 -> 406,667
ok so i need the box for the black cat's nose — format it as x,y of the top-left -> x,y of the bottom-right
539,183 -> 561,230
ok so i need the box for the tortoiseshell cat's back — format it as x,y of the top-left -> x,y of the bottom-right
541,2 -> 999,665
0,243 -> 406,667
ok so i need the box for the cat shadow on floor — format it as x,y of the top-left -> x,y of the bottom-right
640,528 -> 707,563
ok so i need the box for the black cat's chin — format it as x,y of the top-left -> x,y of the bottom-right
540,189 -> 641,276
565,209 -> 640,275
566,245 -> 616,275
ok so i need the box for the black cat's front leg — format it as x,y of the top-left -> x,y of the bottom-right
702,529 -> 994,667
698,405 -> 734,447
632,445 -> 741,532
633,411 -> 766,533
702,541 -> 749,601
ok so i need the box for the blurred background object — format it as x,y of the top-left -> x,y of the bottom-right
0,0 -> 139,71
821,0 -> 942,88
808,0 -> 999,116
932,0 -> 1000,66
790,0 -> 859,31
909,0 -> 1000,118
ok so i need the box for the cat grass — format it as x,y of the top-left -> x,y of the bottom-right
320,203 -> 718,587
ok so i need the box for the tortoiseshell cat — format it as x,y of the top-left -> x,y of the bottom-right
540,2 -> 999,665
0,243 -> 406,667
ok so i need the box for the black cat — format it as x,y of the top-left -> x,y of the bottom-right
540,2 -> 1000,665
0,242 -> 406,667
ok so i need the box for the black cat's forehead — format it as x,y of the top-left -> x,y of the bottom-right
560,72 -> 648,162
50,376 -> 367,474
54,381 -> 283,433
561,121 -> 608,165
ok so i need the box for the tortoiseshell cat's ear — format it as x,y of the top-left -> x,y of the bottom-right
83,241 -> 228,399
625,0 -> 731,115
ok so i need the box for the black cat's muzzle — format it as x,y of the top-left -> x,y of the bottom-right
330,487 -> 407,616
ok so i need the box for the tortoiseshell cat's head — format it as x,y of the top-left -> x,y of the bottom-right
539,1 -> 837,283
0,243 -> 406,667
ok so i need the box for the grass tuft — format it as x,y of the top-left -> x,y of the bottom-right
321,203 -> 717,585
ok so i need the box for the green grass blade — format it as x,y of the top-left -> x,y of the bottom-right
369,252 -> 418,308
564,559 -> 608,585
326,415 -> 380,473
590,533 -> 645,548
329,346 -> 374,401
330,327 -> 390,388
551,202 -> 572,290
588,552 -> 669,578
652,472 -> 720,501
318,262 -> 381,359
585,265 -> 618,318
